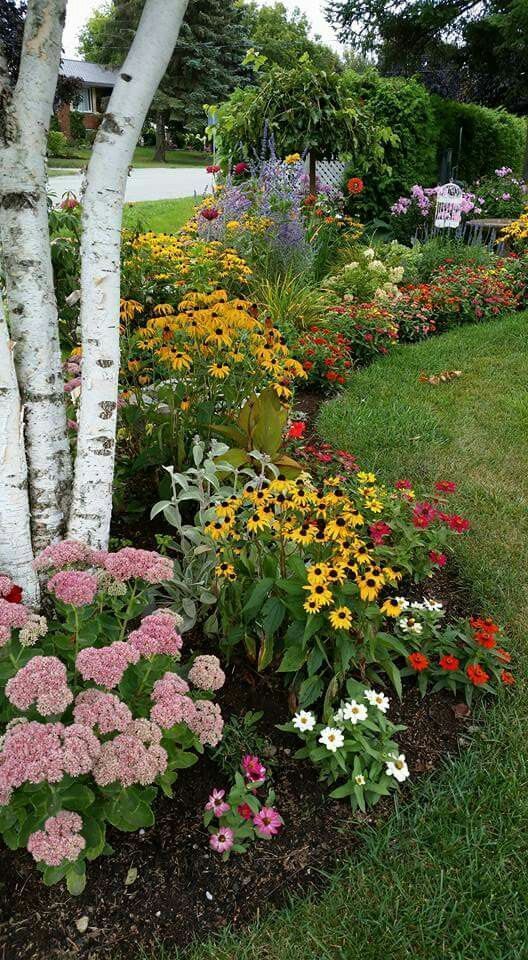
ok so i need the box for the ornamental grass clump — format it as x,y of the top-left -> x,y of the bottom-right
203,470 -> 473,703
0,547 -> 225,893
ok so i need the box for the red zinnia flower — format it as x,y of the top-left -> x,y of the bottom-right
435,480 -> 456,494
347,177 -> 364,195
369,521 -> 392,545
288,421 -> 306,439
429,551 -> 447,567
237,803 -> 253,820
206,164 -> 221,174
5,584 -> 23,604
474,630 -> 496,649
466,663 -> 490,686
233,161 -> 249,175
440,513 -> 470,533
497,648 -> 511,664
501,670 -> 515,686
395,479 -> 413,490
408,652 -> 429,672
439,654 -> 460,671
201,207 -> 220,221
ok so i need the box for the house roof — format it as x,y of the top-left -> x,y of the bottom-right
60,59 -> 118,88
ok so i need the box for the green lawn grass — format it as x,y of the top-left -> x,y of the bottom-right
48,146 -> 209,170
171,313 -> 528,960
122,197 -> 197,233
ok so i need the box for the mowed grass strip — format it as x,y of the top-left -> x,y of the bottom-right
122,197 -> 197,234
166,312 -> 528,960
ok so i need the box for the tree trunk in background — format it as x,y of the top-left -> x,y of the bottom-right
0,312 -> 40,603
0,0 -> 71,558
153,110 -> 167,162
68,0 -> 190,548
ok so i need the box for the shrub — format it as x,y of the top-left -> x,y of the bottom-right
471,168 -> 526,219
323,243 -> 405,304
69,111 -> 87,145
340,69 -> 438,219
47,130 -> 70,158
432,96 -> 527,183
0,546 -> 225,893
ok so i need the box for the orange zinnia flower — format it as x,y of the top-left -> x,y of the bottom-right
466,663 -> 490,686
408,652 -> 429,672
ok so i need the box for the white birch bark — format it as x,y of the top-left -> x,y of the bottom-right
68,0 -> 190,547
0,0 -> 71,553
0,309 -> 40,603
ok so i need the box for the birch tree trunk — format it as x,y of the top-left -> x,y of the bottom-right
68,0 -> 190,547
0,0 -> 71,554
0,310 -> 40,603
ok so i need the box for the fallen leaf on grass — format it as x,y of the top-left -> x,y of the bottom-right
419,370 -> 462,385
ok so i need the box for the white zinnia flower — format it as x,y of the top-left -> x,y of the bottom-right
396,596 -> 410,610
364,689 -> 390,714
355,774 -> 366,786
343,700 -> 368,724
333,707 -> 346,725
386,754 -> 410,783
319,727 -> 345,752
292,710 -> 316,732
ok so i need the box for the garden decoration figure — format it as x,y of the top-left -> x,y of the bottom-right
434,182 -> 463,229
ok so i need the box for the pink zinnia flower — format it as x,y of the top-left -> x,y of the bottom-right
209,827 -> 234,853
205,788 -> 230,817
47,570 -> 98,607
412,501 -> 438,529
241,754 -> 266,782
253,807 -> 283,838
395,479 -> 413,491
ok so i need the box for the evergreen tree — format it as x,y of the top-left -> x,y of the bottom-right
79,0 -> 250,155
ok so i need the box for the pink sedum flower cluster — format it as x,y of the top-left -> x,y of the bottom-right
127,610 -> 183,657
0,721 -> 100,806
76,641 -> 140,689
6,656 -> 73,716
0,599 -> 30,630
27,810 -> 85,866
93,719 -> 167,788
47,570 -> 98,607
190,700 -> 224,747
103,548 -> 173,584
188,655 -> 225,692
150,672 -> 196,728
34,540 -> 94,572
73,689 -> 132,734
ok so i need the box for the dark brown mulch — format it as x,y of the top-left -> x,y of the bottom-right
0,653 -> 472,960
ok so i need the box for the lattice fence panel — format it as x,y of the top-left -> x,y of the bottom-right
304,155 -> 346,190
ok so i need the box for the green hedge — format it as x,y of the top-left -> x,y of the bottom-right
341,70 -> 438,220
432,97 -> 527,182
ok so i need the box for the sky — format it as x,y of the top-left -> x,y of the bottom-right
62,0 -> 344,58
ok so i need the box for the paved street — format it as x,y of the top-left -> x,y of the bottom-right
47,165 -> 212,204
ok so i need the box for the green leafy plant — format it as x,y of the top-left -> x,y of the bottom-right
280,677 -> 408,811
0,545 -> 226,893
210,711 -> 273,776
